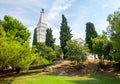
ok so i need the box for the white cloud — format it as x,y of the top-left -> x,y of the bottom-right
99,0 -> 120,9
71,31 -> 80,39
0,0 -> 49,25
46,0 -> 74,21
99,21 -> 109,31
46,0 -> 75,45
52,28 -> 60,39
0,0 -> 47,8
101,4 -> 108,8
0,10 -> 34,27
52,28 -> 60,45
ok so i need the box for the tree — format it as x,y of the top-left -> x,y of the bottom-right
10,41 -> 34,70
32,28 -> 37,45
107,9 -> 120,63
0,25 -> 7,67
54,45 -> 63,60
0,16 -> 34,73
36,42 -> 56,61
1,15 -> 30,43
0,39 -> 34,71
92,34 -> 109,66
85,22 -> 98,52
60,14 -> 72,58
45,28 -> 55,49
104,42 -> 113,60
65,40 -> 89,65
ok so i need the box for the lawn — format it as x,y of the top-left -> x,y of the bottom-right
0,73 -> 120,84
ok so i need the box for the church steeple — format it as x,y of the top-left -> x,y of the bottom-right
37,8 -> 46,26
35,8 -> 48,42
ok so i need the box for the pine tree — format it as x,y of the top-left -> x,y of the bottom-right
32,28 -> 37,46
60,14 -> 72,58
2,15 -> 30,44
107,9 -> 120,63
0,16 -> 34,71
85,22 -> 98,52
45,28 -> 55,49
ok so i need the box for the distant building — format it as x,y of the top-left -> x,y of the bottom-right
36,8 -> 48,42
74,37 -> 98,60
74,37 -> 84,43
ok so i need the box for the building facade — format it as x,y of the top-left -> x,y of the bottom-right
74,37 -> 84,43
36,8 -> 48,42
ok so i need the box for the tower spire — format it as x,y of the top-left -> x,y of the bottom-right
37,8 -> 46,26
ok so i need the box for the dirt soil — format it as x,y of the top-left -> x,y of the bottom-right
41,60 -> 118,76
0,60 -> 119,78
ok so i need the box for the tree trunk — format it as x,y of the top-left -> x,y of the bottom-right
16,67 -> 21,74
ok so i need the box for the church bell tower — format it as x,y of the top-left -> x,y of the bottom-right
36,8 -> 48,42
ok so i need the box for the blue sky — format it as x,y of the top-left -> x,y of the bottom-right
0,0 -> 120,45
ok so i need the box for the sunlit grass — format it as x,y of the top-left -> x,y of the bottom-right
1,73 -> 120,84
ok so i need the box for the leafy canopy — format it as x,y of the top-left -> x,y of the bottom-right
107,9 -> 120,63
65,40 -> 89,65
36,42 -> 56,61
92,34 -> 109,65
1,15 -> 30,43
0,15 -> 33,70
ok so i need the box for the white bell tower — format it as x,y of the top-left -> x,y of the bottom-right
36,8 -> 48,42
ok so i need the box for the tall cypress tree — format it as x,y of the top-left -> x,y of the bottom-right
45,28 -> 55,49
60,14 -> 72,57
32,28 -> 37,46
85,22 -> 98,52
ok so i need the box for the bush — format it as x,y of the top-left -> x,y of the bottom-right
32,54 -> 50,65
54,45 -> 63,60
65,40 -> 89,65
36,42 -> 56,61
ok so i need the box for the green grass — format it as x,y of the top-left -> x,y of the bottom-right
1,73 -> 120,84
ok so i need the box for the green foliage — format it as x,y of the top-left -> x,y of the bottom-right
32,28 -> 37,45
0,25 -> 5,37
42,46 -> 56,61
92,35 -> 109,65
45,28 -> 55,49
10,41 -> 34,70
36,42 -> 56,61
0,25 -> 13,67
107,9 -> 120,63
54,45 -> 63,59
0,25 -> 6,43
0,40 -> 13,67
31,46 -> 50,65
31,53 -> 50,65
0,39 -> 34,70
60,14 -> 72,57
65,40 -> 88,65
85,22 -> 98,52
0,15 -> 33,70
104,42 -> 113,60
1,15 -> 30,43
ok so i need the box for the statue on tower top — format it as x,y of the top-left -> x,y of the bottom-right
42,8 -> 44,13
